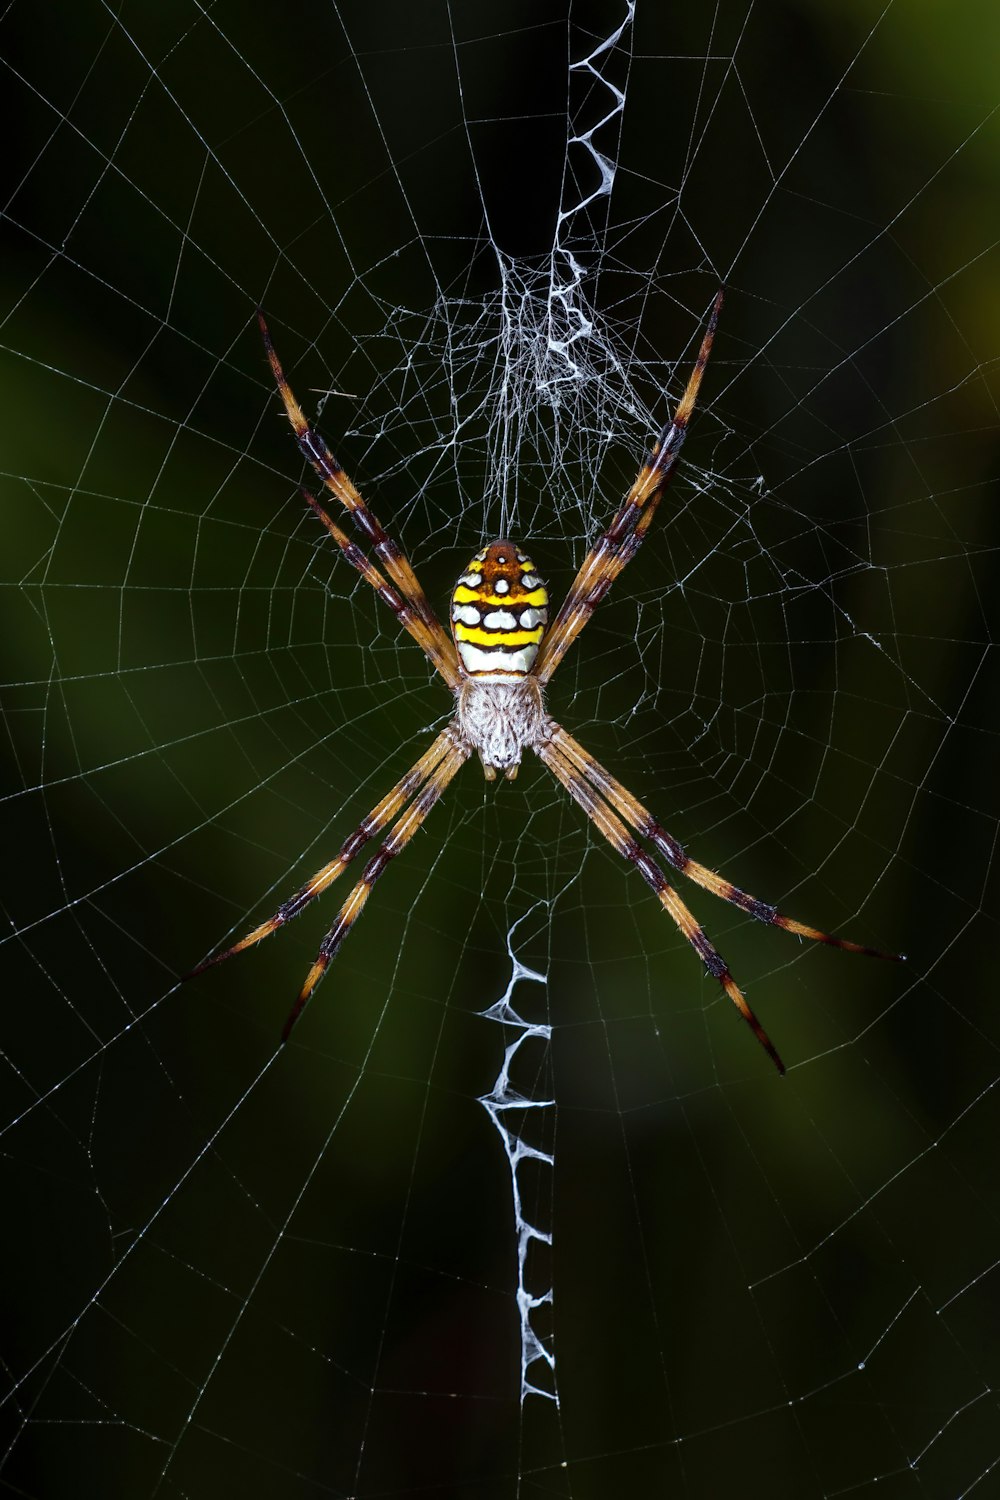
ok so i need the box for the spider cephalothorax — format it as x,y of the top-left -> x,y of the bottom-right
189,296 -> 901,1070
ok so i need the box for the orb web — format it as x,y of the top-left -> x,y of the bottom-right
2,2 -> 998,1495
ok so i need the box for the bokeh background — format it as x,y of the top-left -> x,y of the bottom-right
2,1 -> 999,1495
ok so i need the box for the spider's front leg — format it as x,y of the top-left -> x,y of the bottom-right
536,730 -> 787,1072
280,731 -> 470,1039
186,726 -> 470,1040
537,722 -> 903,1071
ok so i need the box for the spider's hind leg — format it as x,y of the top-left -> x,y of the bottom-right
257,311 -> 460,685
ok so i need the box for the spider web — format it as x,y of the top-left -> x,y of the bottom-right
3,1 -> 999,1494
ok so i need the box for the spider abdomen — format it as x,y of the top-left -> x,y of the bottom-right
456,678 -> 547,780
451,540 -> 548,678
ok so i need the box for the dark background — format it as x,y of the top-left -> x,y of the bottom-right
2,2 -> 999,1495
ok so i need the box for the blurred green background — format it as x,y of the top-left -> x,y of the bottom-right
2,1 -> 999,1495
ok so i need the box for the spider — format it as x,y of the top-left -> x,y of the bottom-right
189,293 -> 901,1072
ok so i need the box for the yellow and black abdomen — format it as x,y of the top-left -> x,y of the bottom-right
451,540 -> 548,678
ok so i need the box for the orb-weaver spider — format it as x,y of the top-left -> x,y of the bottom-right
190,294 -> 901,1071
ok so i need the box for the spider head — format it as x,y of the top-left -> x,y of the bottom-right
450,540 -> 549,679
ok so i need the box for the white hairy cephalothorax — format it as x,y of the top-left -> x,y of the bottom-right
455,677 -> 549,780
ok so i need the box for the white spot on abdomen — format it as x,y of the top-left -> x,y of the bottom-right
453,604 -> 482,626
457,641 -> 538,675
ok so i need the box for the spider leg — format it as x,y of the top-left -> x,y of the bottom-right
301,489 -> 459,686
187,728 -> 458,979
550,724 -> 903,961
537,731 -> 785,1073
535,290 -> 722,686
282,735 -> 471,1040
258,311 -> 460,685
